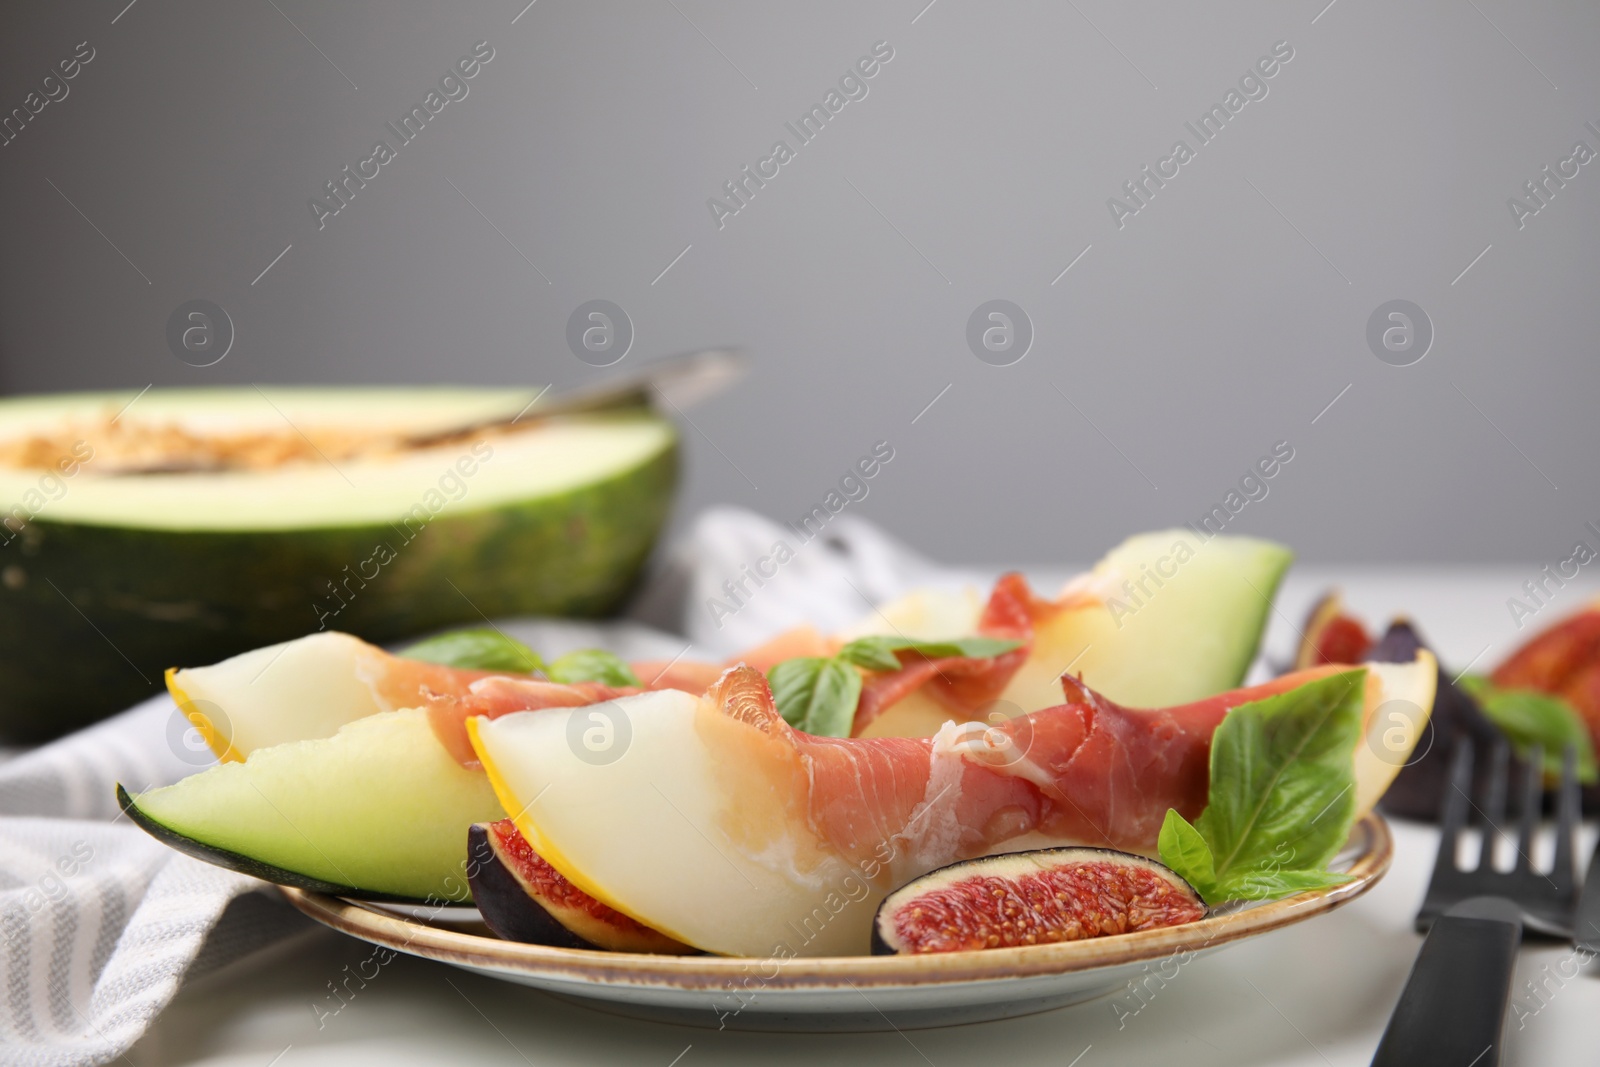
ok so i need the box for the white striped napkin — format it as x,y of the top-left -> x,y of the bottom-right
0,507 -> 964,1066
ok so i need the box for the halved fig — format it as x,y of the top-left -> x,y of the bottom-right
1294,591 -> 1373,669
870,848 -> 1206,956
1493,606 -> 1600,742
467,820 -> 695,954
1493,606 -> 1600,693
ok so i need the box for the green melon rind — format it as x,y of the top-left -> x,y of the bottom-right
0,431 -> 675,741
121,708 -> 505,902
116,785 -> 432,904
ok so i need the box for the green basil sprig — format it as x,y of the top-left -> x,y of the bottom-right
835,635 -> 1024,672
399,628 -> 544,673
544,649 -> 643,688
1457,675 -> 1598,784
1159,669 -> 1366,905
399,628 -> 641,687
768,635 -> 1023,737
769,658 -> 863,738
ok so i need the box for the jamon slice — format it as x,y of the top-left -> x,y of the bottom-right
469,655 -> 1434,957
852,573 -> 1037,735
428,677 -> 640,766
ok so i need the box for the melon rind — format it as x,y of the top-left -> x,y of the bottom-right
123,708 -> 504,902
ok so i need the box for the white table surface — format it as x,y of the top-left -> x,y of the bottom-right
129,566 -> 1600,1067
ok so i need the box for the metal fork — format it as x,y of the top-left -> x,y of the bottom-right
1371,738 -> 1579,1067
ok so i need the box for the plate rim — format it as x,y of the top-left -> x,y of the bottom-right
280,812 -> 1392,991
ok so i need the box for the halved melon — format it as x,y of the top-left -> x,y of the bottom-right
0,387 -> 676,740
120,708 -> 503,901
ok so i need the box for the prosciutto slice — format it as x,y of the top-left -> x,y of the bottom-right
715,662 -> 1339,863
426,676 -> 641,765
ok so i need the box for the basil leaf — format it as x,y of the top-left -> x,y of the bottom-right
1218,867 -> 1351,900
1159,669 -> 1366,905
399,628 -> 543,673
768,657 -> 862,737
545,649 -> 642,688
1157,810 -> 1217,901
1157,812 -> 1350,903
836,635 -> 1024,672
1457,675 -> 1599,784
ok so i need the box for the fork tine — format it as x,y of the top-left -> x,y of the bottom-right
1514,745 -> 1544,873
1435,738 -> 1473,873
1476,740 -> 1510,870
1553,744 -> 1580,889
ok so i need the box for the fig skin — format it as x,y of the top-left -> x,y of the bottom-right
870,847 -> 1206,956
467,823 -> 593,950
467,821 -> 697,954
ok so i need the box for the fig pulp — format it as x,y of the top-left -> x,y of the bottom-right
467,820 -> 695,954
870,848 -> 1206,955
1293,592 -> 1374,669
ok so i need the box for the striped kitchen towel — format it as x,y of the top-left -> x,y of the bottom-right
0,507 -> 975,1066
0,693 -> 297,1067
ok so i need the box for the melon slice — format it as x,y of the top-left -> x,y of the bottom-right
1004,529 -> 1291,710
120,708 -> 503,901
0,387 -> 676,741
861,530 -> 1291,737
1356,656 -> 1439,816
165,630 -> 530,761
166,632 -> 393,761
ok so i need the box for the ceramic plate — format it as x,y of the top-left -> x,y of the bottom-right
280,813 -> 1391,1033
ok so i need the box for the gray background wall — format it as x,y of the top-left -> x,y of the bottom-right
1,0 -> 1595,565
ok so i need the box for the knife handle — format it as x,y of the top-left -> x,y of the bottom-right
1371,913 -> 1521,1067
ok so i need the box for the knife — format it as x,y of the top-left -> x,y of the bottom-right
1371,896 -> 1523,1067
402,347 -> 747,448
